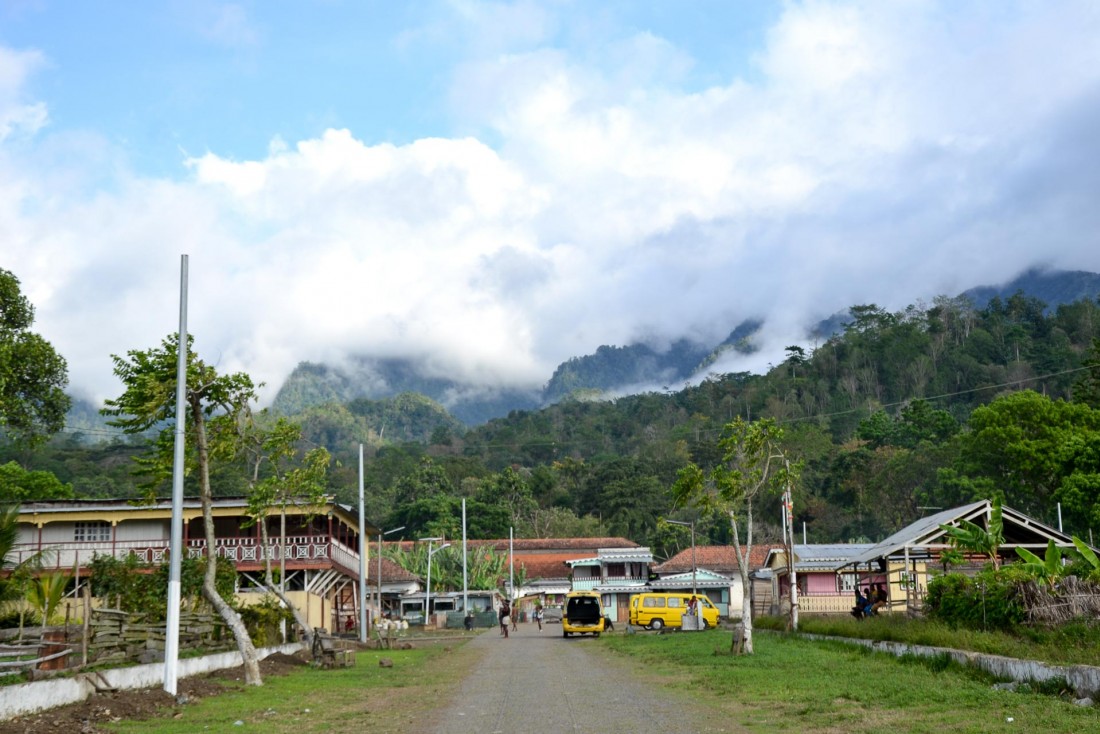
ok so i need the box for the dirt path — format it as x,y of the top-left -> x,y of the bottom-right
425,622 -> 737,734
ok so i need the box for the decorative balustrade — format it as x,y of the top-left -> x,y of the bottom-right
12,534 -> 359,572
571,575 -> 648,591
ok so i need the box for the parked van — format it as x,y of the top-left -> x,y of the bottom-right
629,592 -> 720,630
562,591 -> 605,637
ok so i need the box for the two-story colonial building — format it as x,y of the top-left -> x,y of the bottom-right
13,497 -> 377,633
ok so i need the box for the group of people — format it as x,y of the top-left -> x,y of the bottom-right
498,602 -> 547,636
851,583 -> 888,619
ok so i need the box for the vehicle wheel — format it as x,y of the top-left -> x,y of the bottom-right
650,618 -> 664,631
594,632 -> 600,638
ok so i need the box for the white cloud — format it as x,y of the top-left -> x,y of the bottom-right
4,1 -> 1100,410
0,46 -> 47,140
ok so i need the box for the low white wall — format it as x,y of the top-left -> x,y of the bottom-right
802,633 -> 1100,698
0,643 -> 305,721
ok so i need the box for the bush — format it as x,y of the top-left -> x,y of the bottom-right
924,567 -> 1027,631
237,595 -> 294,647
88,553 -> 237,620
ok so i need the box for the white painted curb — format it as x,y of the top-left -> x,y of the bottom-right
0,643 -> 305,720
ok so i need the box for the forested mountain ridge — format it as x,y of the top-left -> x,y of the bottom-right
206,287 -> 1100,552
10,270 -> 1100,561
270,269 -> 1100,426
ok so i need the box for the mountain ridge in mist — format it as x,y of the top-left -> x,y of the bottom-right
268,267 -> 1100,425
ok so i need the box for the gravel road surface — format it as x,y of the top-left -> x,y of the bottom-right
428,621 -> 735,734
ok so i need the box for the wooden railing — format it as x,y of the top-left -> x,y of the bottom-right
11,535 -> 360,573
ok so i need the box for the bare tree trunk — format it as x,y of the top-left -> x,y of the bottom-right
729,509 -> 754,655
194,406 -> 262,686
260,514 -> 313,648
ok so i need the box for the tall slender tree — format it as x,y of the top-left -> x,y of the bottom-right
237,412 -> 331,648
672,417 -> 793,654
103,334 -> 264,685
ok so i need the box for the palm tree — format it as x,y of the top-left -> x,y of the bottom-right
26,571 -> 70,626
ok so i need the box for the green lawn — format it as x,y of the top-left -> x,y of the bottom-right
96,625 -> 1099,734
105,644 -> 472,734
756,614 -> 1100,666
600,629 -> 1100,734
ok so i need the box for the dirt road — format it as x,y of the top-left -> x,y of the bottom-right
427,621 -> 735,734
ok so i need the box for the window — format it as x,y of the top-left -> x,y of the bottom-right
668,598 -> 682,608
643,597 -> 665,608
74,521 -> 111,542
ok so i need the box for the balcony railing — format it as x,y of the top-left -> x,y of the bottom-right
571,575 -> 648,591
10,535 -> 360,574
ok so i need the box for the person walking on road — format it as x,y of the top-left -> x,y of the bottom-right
499,601 -> 511,638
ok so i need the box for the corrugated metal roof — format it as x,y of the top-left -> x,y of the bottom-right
840,501 -> 1079,568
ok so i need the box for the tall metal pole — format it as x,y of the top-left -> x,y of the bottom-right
462,499 -> 468,614
668,520 -> 696,596
377,532 -> 383,622
358,444 -> 367,642
425,539 -> 433,627
690,521 -> 697,597
164,254 -> 188,695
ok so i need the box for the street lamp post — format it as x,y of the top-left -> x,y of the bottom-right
421,537 -> 451,628
668,520 -> 697,596
375,526 -> 405,634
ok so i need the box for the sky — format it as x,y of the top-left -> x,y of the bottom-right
3,0 -> 1100,407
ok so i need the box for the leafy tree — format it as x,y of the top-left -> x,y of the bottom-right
474,467 -> 537,531
671,417 -> 794,654
103,334 -> 264,685
238,413 -> 331,648
1074,338 -> 1100,409
0,461 -> 73,503
958,391 -> 1100,530
0,269 -> 71,446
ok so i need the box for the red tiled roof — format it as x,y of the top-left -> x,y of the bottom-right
513,552 -> 590,580
391,537 -> 638,553
653,545 -> 777,575
375,557 -> 420,583
385,538 -> 640,581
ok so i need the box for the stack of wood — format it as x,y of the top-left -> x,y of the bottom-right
88,609 -> 232,664
1019,577 -> 1100,625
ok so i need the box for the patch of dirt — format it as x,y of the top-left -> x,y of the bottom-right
0,651 -> 312,734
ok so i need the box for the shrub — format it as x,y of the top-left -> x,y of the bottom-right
237,595 -> 294,647
88,553 -> 237,620
924,567 -> 1026,631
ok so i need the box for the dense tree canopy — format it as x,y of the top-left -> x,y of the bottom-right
0,269 -> 70,447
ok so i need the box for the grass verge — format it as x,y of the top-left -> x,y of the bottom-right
105,642 -> 475,734
600,629 -> 1100,734
755,615 -> 1100,666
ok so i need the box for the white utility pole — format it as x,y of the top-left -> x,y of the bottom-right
164,254 -> 188,695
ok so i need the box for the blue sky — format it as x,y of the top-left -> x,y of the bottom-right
3,1 -> 1100,407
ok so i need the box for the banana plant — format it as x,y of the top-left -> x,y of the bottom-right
1066,536 -> 1100,580
1015,540 -> 1065,589
939,497 -> 1005,569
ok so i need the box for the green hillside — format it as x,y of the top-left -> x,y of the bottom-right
8,286 -> 1100,562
